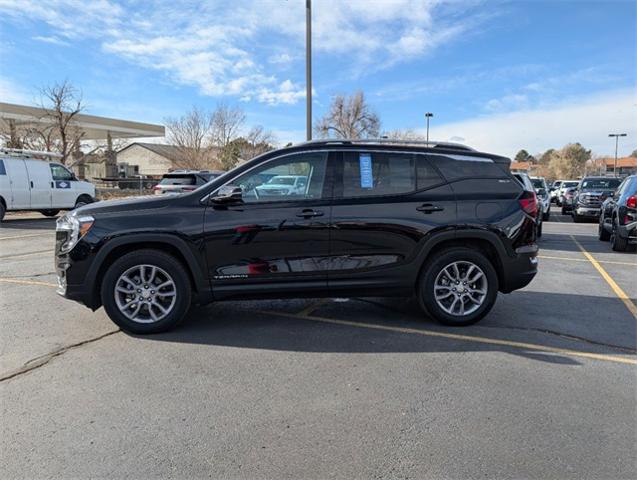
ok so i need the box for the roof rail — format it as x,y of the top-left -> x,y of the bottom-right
0,147 -> 63,158
297,138 -> 476,151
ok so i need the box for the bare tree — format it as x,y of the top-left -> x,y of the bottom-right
242,125 -> 276,159
0,80 -> 84,163
39,80 -> 84,164
165,106 -> 217,169
315,91 -> 380,139
211,103 -> 246,148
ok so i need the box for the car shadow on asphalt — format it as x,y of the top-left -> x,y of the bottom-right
538,232 -> 629,254
133,291 -> 636,367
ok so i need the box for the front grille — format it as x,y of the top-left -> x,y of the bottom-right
579,194 -> 602,207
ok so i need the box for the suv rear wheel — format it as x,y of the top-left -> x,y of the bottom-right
610,218 -> 628,252
418,248 -> 498,326
101,249 -> 192,334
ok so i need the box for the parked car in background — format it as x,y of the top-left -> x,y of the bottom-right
254,175 -> 308,197
560,187 -> 577,215
557,180 -> 579,206
598,174 -> 637,251
531,177 -> 550,220
513,172 -> 542,236
549,180 -> 562,202
572,176 -> 622,223
0,148 -> 95,221
153,170 -> 224,195
55,139 -> 538,334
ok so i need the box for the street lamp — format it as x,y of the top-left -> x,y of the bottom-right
306,0 -> 312,141
425,112 -> 433,144
608,133 -> 627,177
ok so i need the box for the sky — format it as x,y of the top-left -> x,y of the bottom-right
0,0 -> 635,158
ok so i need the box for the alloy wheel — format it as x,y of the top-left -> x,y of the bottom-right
434,261 -> 488,316
114,264 -> 177,323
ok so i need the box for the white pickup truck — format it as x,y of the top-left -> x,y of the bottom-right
0,149 -> 96,221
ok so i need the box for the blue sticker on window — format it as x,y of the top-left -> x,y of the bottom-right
359,154 -> 373,189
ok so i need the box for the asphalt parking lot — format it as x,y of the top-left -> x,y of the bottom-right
1,209 -> 636,479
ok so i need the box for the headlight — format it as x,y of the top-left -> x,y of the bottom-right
56,212 -> 94,253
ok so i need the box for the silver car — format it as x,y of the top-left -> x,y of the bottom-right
153,170 -> 223,195
531,177 -> 551,221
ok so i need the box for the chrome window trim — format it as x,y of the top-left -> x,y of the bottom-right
199,148 -> 499,203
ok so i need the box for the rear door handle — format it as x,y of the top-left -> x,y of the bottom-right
296,209 -> 324,218
417,204 -> 444,213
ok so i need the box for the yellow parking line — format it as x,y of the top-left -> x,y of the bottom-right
539,254 -> 637,267
570,235 -> 637,320
0,278 -> 56,287
0,232 -> 50,241
258,309 -> 636,366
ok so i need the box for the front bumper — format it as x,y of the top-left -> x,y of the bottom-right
575,206 -> 601,217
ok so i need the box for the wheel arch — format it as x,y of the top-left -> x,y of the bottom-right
85,234 -> 210,309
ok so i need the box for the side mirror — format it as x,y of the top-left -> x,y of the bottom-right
211,185 -> 243,204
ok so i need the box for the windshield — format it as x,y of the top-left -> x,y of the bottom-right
267,176 -> 296,185
531,179 -> 544,189
580,178 -> 621,190
562,181 -> 579,188
159,175 -> 196,185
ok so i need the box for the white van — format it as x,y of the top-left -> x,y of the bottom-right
0,149 -> 96,221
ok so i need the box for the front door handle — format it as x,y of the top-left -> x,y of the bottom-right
417,204 -> 444,213
30,180 -> 34,189
296,209 -> 324,218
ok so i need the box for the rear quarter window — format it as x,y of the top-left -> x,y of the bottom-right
429,154 -> 510,181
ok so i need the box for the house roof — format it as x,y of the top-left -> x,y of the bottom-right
601,157 -> 637,168
117,142 -> 220,163
510,161 -> 532,170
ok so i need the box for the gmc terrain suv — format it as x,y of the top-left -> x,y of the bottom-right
55,140 -> 539,334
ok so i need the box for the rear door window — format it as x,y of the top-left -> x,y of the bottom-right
339,151 -> 416,198
416,156 -> 445,190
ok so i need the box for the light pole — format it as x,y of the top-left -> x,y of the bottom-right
608,133 -> 627,177
306,0 -> 312,141
425,112 -> 433,144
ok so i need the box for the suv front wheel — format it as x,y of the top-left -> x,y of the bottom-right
101,249 -> 192,334
418,248 -> 498,326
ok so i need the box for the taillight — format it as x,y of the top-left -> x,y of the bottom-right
519,191 -> 538,217
153,185 -> 161,190
627,195 -> 637,209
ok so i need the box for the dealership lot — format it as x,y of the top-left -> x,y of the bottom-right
1,211 -> 636,479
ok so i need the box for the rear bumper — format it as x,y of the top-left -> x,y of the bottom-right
618,222 -> 637,244
499,244 -> 538,293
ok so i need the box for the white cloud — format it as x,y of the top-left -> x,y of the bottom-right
427,89 -> 637,157
0,0 -> 484,103
0,77 -> 32,104
32,35 -> 70,46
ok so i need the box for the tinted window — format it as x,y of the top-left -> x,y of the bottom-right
50,163 -> 74,181
160,175 -> 196,185
580,178 -> 621,190
232,152 -> 328,203
416,156 -> 444,190
531,178 -> 545,189
0,159 -> 5,175
340,152 -> 415,198
430,155 -> 508,181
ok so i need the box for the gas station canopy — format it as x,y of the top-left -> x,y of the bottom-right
0,102 -> 164,140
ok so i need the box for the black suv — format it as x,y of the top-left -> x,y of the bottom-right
55,140 -> 539,334
598,174 -> 637,251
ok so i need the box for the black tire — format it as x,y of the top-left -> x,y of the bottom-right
74,194 -> 94,209
542,210 -> 550,221
101,249 -> 192,334
418,247 -> 499,327
598,216 -> 611,241
572,212 -> 582,223
537,221 -> 543,237
0,201 -> 5,222
561,207 -> 567,215
610,219 -> 628,252
40,209 -> 60,217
